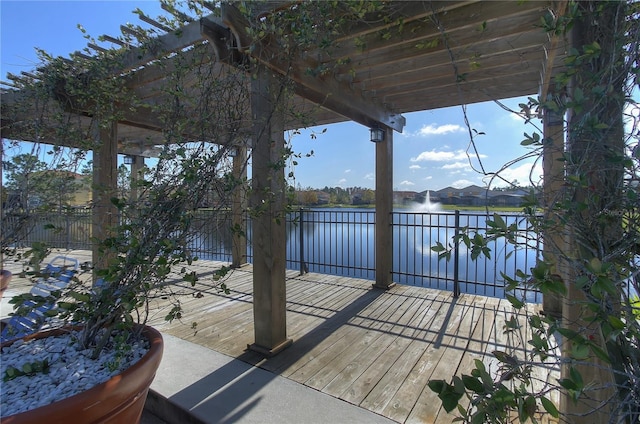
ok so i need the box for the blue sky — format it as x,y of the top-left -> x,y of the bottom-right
1,1 -> 543,192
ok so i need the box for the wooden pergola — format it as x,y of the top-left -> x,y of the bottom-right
2,0 -> 569,371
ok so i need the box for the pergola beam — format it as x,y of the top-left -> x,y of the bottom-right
220,3 -> 405,133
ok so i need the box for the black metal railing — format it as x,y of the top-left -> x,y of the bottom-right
2,207 -> 542,302
2,209 -> 92,250
288,209 -> 376,278
390,210 -> 540,302
186,209 -> 234,263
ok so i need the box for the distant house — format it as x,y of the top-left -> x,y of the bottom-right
488,188 -> 533,207
316,191 -> 330,205
296,190 -> 330,206
420,185 -> 528,207
393,191 -> 419,205
490,194 -> 524,207
7,171 -> 91,210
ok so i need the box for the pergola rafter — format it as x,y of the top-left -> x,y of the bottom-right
2,1 -> 565,150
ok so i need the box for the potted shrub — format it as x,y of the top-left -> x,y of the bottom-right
0,3 -> 254,422
1,0 -> 344,419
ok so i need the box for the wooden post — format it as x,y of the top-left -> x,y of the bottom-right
129,155 -> 144,203
373,126 -> 394,289
92,122 -> 118,273
541,107 -> 565,318
231,146 -> 247,268
561,2 -> 625,420
247,67 -> 292,356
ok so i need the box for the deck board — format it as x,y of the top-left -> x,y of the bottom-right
405,296 -> 489,423
1,251 -> 559,424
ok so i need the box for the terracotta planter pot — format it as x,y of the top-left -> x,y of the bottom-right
2,325 -> 164,424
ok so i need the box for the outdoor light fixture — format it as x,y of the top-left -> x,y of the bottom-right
123,155 -> 136,165
370,127 -> 385,143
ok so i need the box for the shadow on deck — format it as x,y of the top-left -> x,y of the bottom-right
0,251 -> 559,423
145,261 -> 558,423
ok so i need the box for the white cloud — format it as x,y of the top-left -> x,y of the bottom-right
337,178 -> 347,185
344,169 -> 351,173
423,176 -> 433,180
409,165 -> 421,170
418,123 -> 464,136
411,149 -> 486,162
441,162 -> 468,170
509,112 -> 527,122
487,162 -> 543,188
399,180 -> 415,186
364,173 -> 374,180
451,179 -> 476,188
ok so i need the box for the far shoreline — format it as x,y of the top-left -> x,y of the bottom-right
296,204 -> 525,213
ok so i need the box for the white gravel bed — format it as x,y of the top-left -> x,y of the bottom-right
1,329 -> 148,417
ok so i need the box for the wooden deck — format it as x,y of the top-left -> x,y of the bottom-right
1,252 -> 559,423
143,261 -> 559,423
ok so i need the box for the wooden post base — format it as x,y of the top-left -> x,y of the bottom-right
372,282 -> 396,290
247,338 -> 293,357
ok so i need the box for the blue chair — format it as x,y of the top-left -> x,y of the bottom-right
1,256 -> 79,343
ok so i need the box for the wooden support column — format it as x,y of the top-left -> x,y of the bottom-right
92,122 -> 118,273
373,126 -> 394,289
129,155 -> 144,203
231,146 -> 247,268
248,67 -> 291,356
560,2 -> 625,420
541,108 -> 565,318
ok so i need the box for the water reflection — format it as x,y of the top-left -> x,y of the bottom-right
190,208 -> 542,302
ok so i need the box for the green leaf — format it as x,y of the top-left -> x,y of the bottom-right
68,291 -> 90,302
608,315 -> 625,330
462,375 -> 484,393
493,387 -> 515,404
569,366 -> 583,387
571,342 -> 590,360
428,379 -> 445,393
559,378 -> 579,392
431,242 -> 446,253
473,359 -> 486,374
57,301 -> 76,310
588,343 -> 611,363
588,257 -> 602,273
493,350 -> 518,366
541,396 -> 559,418
441,392 -> 463,413
471,411 -> 487,424
556,327 -> 579,340
492,213 -> 507,228
506,294 -> 524,309
183,271 -> 198,285
429,378 -> 464,412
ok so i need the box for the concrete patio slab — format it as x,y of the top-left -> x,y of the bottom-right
147,333 -> 397,424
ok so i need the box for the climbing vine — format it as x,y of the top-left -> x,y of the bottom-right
428,2 -> 640,422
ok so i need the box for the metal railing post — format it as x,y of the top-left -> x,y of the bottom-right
65,210 -> 71,250
299,208 -> 308,275
453,209 -> 460,298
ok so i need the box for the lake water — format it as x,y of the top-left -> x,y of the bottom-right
192,207 -> 543,303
